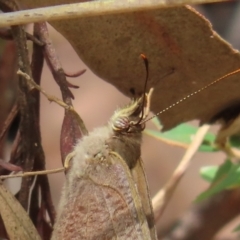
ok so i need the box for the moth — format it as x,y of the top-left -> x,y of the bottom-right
51,57 -> 157,239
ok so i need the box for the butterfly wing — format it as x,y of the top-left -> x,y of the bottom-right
51,153 -> 152,240
131,158 -> 157,240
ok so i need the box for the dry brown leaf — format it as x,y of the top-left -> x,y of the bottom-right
18,0 -> 240,131
0,182 -> 41,240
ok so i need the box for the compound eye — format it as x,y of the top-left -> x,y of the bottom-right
113,116 -> 130,131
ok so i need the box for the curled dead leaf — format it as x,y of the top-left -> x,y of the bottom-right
18,0 -> 240,130
0,182 -> 41,240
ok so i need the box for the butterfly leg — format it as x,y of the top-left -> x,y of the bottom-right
64,150 -> 76,169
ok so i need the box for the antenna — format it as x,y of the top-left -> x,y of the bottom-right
140,53 -> 149,96
142,68 -> 240,124
137,54 -> 149,123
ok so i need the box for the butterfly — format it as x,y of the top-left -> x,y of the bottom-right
51,56 -> 157,240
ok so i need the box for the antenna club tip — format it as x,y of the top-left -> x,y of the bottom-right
140,53 -> 147,60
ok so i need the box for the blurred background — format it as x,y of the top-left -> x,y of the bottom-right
1,1 -> 240,239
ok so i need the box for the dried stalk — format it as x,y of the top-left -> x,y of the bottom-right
152,124 -> 211,221
0,0 -> 228,28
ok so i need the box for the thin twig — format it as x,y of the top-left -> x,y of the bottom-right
39,22 -> 75,100
0,29 -> 44,46
39,175 -> 56,225
17,69 -> 73,110
0,168 -> 65,179
0,103 -> 18,142
152,124 -> 211,221
30,25 -> 57,227
64,69 -> 86,78
17,69 -> 87,137
0,0 -> 228,28
0,159 -> 22,172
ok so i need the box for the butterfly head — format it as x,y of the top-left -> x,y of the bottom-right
110,88 -> 153,134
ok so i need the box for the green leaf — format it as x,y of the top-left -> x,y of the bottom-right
230,135 -> 240,149
151,117 -> 162,130
233,224 -> 240,232
145,121 -> 217,152
200,166 -> 218,182
197,160 -> 240,202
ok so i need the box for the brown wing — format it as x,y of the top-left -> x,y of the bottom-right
131,158 -> 158,240
51,153 -> 152,240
